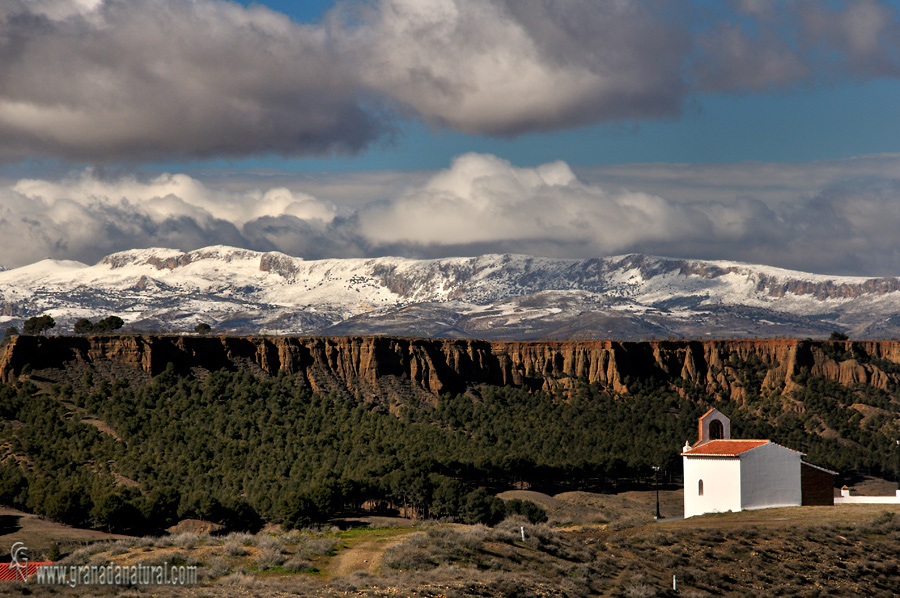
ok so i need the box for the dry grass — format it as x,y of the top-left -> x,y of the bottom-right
254,535 -> 284,554
222,539 -> 248,556
282,556 -> 316,573
223,531 -> 254,545
295,534 -> 339,558
8,492 -> 900,597
254,545 -> 285,570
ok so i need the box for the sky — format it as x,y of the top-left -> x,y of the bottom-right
2,0 -> 900,276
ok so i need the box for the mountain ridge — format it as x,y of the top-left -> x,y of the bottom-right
3,245 -> 900,339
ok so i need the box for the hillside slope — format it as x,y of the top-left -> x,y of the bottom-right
1,334 -> 899,540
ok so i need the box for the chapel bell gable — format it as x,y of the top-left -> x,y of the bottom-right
697,408 -> 730,446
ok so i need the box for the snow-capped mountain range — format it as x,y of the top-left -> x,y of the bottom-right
2,245 -> 900,340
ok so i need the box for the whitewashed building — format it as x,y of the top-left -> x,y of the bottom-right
682,408 -> 834,518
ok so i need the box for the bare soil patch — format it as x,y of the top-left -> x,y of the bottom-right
499,488 -> 686,527
498,489 -> 605,525
845,475 -> 899,496
658,502 -> 900,531
329,533 -> 411,577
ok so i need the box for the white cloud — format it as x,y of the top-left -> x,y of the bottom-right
0,170 -> 337,267
359,153 -> 715,253
357,153 -> 900,276
3,154 -> 900,276
575,154 -> 900,207
13,172 -> 336,227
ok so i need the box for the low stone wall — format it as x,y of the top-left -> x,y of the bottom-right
834,490 -> 900,504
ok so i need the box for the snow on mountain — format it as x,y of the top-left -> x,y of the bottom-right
1,245 -> 899,339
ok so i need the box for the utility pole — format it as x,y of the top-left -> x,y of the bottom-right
653,465 -> 663,520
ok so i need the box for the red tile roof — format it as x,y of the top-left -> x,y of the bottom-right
699,408 -> 718,419
683,439 -> 770,456
698,408 -> 716,443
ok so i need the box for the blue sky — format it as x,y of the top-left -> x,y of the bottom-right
192,78 -> 900,172
209,0 -> 900,172
2,0 -> 900,275
239,0 -> 334,23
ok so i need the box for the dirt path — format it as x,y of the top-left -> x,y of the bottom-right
329,533 -> 411,577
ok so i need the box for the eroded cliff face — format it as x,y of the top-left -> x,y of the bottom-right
2,335 -> 899,403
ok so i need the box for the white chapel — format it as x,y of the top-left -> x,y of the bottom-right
682,408 -> 835,518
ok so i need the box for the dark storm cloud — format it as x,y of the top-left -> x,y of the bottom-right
332,0 -> 690,135
0,0 -> 383,162
694,0 -> 900,92
2,0 -> 900,161
334,0 -> 900,134
242,214 -> 368,260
